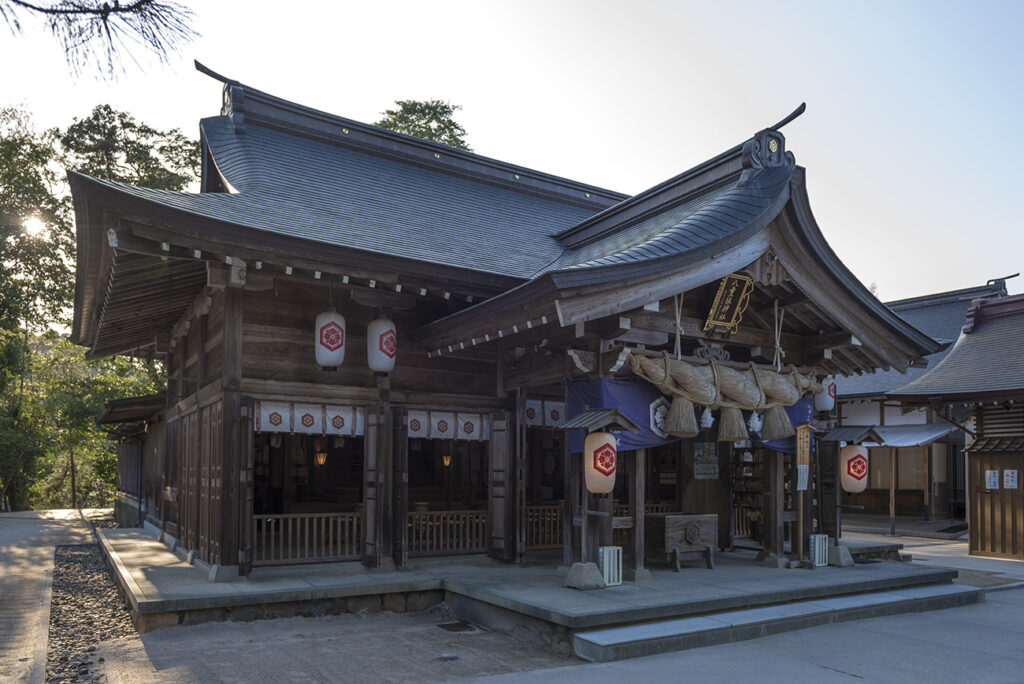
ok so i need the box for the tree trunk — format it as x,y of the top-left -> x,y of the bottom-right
70,448 -> 78,510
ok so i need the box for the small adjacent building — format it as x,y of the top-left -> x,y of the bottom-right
832,282 -> 1007,521
75,66 -> 941,579
890,293 -> 1024,560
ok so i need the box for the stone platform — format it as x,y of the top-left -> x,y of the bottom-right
98,528 -> 980,659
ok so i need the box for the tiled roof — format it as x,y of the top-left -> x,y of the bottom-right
888,294 -> 1024,399
89,116 -> 609,279
546,164 -> 792,273
834,284 -> 1004,398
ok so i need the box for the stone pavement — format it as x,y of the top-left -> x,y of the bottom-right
842,513 -> 969,540
844,531 -> 1024,589
0,510 -> 96,683
462,587 -> 1024,684
97,608 -> 574,683
100,527 -> 955,632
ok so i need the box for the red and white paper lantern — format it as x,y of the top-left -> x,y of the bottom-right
840,445 -> 869,493
584,432 -> 617,494
367,317 -> 397,372
315,309 -> 346,370
814,377 -> 837,413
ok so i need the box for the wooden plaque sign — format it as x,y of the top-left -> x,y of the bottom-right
796,423 -> 813,467
703,272 -> 754,334
795,422 -> 815,491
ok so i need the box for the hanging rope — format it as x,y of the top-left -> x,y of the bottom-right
673,293 -> 684,359
773,298 -> 786,371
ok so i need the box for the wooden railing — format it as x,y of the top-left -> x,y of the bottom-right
613,502 -> 675,517
525,504 -> 563,549
407,511 -> 487,556
252,512 -> 362,566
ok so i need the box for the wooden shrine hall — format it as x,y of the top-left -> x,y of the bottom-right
76,64 -> 942,582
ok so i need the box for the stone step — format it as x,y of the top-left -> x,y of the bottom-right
573,582 -> 984,662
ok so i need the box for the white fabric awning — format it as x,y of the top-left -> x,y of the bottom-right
864,423 -> 955,448
820,423 -> 955,447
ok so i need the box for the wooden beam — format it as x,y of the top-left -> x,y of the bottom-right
628,311 -> 806,358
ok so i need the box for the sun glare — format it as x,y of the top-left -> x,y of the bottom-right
22,217 -> 46,236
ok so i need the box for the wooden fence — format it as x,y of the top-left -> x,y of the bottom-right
407,511 -> 487,556
525,504 -> 563,549
526,502 -> 676,550
252,512 -> 362,566
613,501 -> 674,517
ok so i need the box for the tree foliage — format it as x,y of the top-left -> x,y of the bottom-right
0,107 -> 74,330
58,104 -> 200,190
0,0 -> 197,78
0,107 -> 74,509
375,99 -> 472,151
26,335 -> 161,509
0,103 -> 190,510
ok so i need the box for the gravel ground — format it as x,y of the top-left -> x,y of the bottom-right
46,514 -> 136,683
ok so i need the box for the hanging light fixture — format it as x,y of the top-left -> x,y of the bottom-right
314,438 -> 328,467
584,432 -> 617,494
840,445 -> 869,492
315,280 -> 346,371
367,316 -> 397,372
442,452 -> 452,468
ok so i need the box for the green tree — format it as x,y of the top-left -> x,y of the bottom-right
0,103 -> 190,510
26,336 -> 161,509
0,107 -> 73,510
58,104 -> 200,190
375,99 -> 472,151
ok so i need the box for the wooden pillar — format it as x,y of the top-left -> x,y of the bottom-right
561,374 -> 576,566
628,448 -> 648,581
392,405 -> 408,568
562,445 -> 577,566
759,450 -> 786,565
488,410 -> 515,561
922,444 -> 932,521
514,388 -> 527,563
219,279 -> 243,574
889,446 -> 897,536
377,374 -> 394,567
362,407 -> 384,567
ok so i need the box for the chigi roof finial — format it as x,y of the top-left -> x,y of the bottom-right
769,102 -> 806,131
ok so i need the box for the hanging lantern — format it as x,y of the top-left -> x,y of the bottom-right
840,445 -> 869,493
584,432 -> 617,494
442,453 -> 452,468
314,438 -> 328,467
315,309 -> 346,370
814,377 -> 837,413
367,317 -> 397,372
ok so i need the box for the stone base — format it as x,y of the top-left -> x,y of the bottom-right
757,553 -> 789,569
624,567 -> 653,583
828,545 -> 855,568
564,562 -> 606,591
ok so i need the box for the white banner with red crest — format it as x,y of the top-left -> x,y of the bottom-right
525,399 -> 544,427
256,401 -> 291,432
544,401 -> 565,427
256,401 -> 365,435
292,403 -> 323,434
325,405 -> 363,436
406,410 -> 488,440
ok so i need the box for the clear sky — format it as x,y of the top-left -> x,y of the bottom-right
3,0 -> 1021,300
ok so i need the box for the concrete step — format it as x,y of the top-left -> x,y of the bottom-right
573,582 -> 984,662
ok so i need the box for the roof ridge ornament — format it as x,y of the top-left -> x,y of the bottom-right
739,103 -> 804,186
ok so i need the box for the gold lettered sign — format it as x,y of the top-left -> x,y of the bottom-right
703,272 -> 754,334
